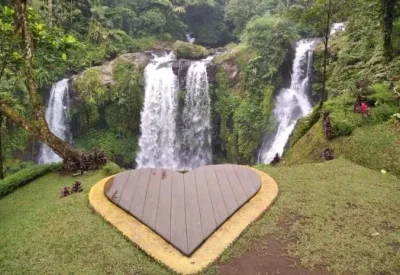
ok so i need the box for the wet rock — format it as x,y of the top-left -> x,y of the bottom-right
72,52 -> 150,88
172,60 -> 191,90
172,59 -> 218,90
207,62 -> 217,84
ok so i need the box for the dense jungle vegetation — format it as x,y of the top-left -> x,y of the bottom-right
0,0 -> 399,177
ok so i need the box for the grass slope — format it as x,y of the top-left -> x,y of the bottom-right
1,160 -> 399,275
0,171 -> 172,275
285,121 -> 400,175
205,160 -> 400,275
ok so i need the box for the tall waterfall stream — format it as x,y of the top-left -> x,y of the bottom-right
38,79 -> 71,164
258,39 -> 317,163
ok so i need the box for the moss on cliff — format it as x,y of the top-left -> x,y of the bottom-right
212,44 -> 276,164
173,41 -> 208,59
285,120 -> 400,175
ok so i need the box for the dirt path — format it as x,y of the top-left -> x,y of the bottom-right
219,235 -> 334,275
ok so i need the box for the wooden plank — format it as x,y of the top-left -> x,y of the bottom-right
184,171 -> 204,254
119,170 -> 141,212
170,172 -> 188,253
248,169 -> 262,191
129,168 -> 152,219
203,166 -> 228,225
213,165 -> 238,216
156,170 -> 173,241
224,165 -> 248,205
142,169 -> 162,229
194,167 -> 217,238
106,171 -> 130,203
233,165 -> 258,198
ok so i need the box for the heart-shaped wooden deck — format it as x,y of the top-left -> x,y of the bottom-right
105,164 -> 261,256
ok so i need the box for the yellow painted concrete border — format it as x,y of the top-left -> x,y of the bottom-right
89,168 -> 278,274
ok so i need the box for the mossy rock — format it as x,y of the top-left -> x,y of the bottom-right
173,41 -> 209,60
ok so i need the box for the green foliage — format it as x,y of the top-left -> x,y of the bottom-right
323,96 -> 364,137
289,106 -> 321,148
0,164 -> 61,198
183,1 -> 230,46
212,70 -> 241,163
242,16 -> 297,91
74,130 -> 138,166
102,162 -> 122,175
108,58 -> 144,134
370,103 -> 399,124
243,16 -> 297,63
226,0 -> 266,35
233,99 -> 265,163
213,58 -> 276,164
75,68 -> 108,105
173,40 -> 208,59
369,83 -> 397,104
4,160 -> 34,177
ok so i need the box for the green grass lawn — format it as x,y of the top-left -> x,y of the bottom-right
1,160 -> 399,275
0,171 -> 172,275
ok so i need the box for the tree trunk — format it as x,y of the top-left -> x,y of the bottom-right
48,0 -> 52,28
320,0 -> 332,107
0,114 -> 4,180
9,0 -> 81,162
381,0 -> 395,60
0,103 -> 81,161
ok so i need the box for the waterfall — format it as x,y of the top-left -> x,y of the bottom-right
136,52 -> 180,170
38,79 -> 71,164
258,39 -> 317,164
136,53 -> 212,170
185,32 -> 195,44
330,23 -> 346,36
179,57 -> 213,170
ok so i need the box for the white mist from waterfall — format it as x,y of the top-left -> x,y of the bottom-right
136,52 -> 180,169
38,79 -> 70,164
258,39 -> 316,164
179,57 -> 213,170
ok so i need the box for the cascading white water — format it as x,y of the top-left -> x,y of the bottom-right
179,57 -> 213,170
38,79 -> 70,164
258,39 -> 317,164
136,52 -> 180,169
330,22 -> 346,36
136,53 -> 213,170
185,33 -> 195,44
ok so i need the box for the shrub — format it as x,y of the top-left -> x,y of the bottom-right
173,41 -> 208,59
0,164 -> 62,198
103,162 -> 122,176
369,83 -> 396,104
370,103 -> 399,124
74,130 -> 138,166
332,119 -> 355,137
4,160 -> 35,177
290,107 -> 321,147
